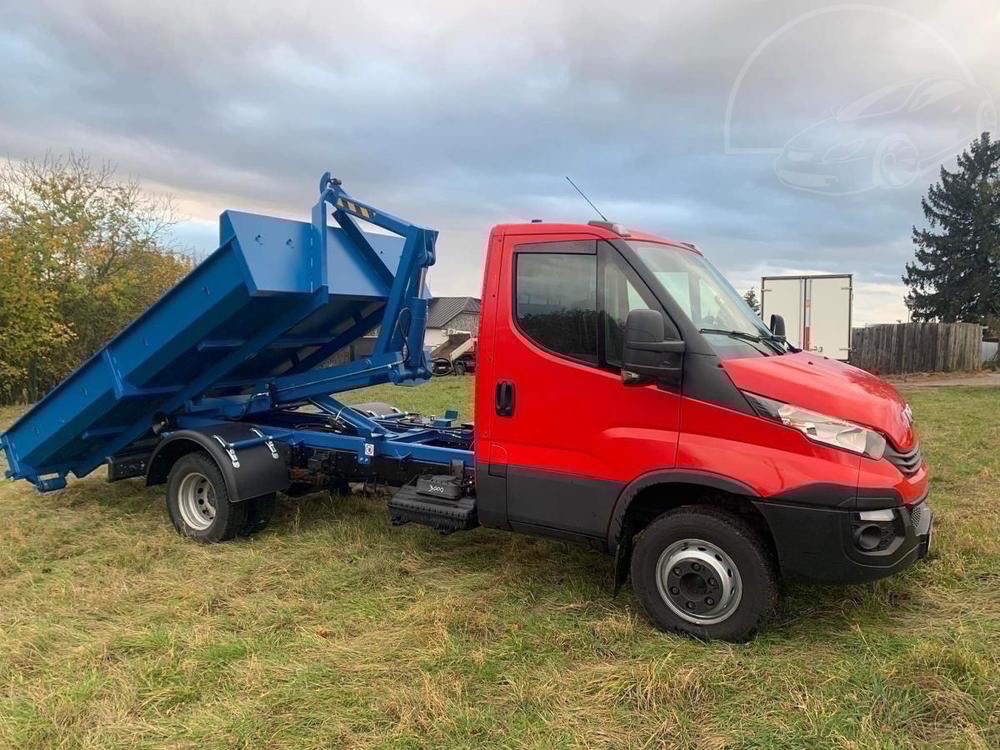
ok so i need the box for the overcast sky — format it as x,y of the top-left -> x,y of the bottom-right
2,0 -> 998,324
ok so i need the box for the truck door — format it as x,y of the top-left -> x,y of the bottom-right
485,235 -> 681,540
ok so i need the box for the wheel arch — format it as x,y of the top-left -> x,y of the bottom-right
607,470 -> 778,592
146,433 -> 212,486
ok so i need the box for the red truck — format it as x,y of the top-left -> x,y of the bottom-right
2,179 -> 931,641
472,220 -> 931,640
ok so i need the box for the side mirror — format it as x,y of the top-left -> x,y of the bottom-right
769,313 -> 786,338
622,309 -> 684,385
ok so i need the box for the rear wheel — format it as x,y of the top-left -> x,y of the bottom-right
453,362 -> 466,376
630,506 -> 778,641
166,452 -> 247,543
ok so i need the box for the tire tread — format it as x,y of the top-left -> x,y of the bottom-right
630,505 -> 778,641
166,452 -> 247,543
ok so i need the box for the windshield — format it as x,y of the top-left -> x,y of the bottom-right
629,241 -> 773,348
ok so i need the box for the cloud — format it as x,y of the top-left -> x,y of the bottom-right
1,0 -> 997,325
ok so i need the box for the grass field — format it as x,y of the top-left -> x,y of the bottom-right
0,382 -> 997,749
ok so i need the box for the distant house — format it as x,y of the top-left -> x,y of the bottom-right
333,296 -> 481,364
424,297 -> 481,347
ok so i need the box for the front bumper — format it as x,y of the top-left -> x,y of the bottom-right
754,496 -> 933,584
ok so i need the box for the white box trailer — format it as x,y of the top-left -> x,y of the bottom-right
760,274 -> 853,361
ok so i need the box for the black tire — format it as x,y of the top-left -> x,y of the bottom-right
453,362 -> 466,376
630,506 -> 778,642
166,452 -> 247,543
242,493 -> 277,536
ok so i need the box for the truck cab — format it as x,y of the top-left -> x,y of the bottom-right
472,220 -> 931,640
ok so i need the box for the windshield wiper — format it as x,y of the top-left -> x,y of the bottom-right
699,328 -> 786,354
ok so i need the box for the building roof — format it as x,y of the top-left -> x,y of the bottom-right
426,297 -> 481,329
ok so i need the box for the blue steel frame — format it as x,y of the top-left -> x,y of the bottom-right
176,409 -> 473,470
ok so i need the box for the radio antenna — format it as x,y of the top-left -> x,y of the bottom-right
565,176 -> 609,222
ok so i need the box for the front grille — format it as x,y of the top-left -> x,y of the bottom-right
909,503 -> 924,531
884,442 -> 922,476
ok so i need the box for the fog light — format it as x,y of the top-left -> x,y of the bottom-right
855,524 -> 884,551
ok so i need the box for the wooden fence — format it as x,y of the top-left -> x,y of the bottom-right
850,322 -> 982,375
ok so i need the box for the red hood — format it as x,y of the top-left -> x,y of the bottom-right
723,353 -> 915,449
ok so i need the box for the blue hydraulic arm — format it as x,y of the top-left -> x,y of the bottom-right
268,173 -> 438,406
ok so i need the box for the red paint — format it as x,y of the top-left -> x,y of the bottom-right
475,223 -> 927,511
476,228 -> 681,483
722,353 -> 916,449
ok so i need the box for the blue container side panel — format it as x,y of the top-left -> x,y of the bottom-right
223,209 -> 408,299
2,207 -> 418,484
221,211 -> 317,295
325,229 -> 407,298
3,245 -> 248,477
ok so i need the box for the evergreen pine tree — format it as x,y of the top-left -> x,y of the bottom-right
903,132 -> 1000,322
743,286 -> 761,314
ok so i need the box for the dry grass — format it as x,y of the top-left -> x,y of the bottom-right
1,383 -> 998,749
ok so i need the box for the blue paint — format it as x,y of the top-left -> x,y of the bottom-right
1,176 -> 467,489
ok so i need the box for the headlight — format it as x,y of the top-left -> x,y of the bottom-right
743,392 -> 886,459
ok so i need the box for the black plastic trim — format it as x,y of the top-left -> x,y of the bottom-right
768,482 -> 859,509
476,463 -> 509,530
506,464 -> 622,539
753,498 -> 930,583
682,352 -> 755,414
607,469 -> 759,550
761,483 -> 913,511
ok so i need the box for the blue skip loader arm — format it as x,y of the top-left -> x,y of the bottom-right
265,172 -> 437,406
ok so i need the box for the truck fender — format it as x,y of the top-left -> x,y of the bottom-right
146,423 -> 291,503
607,470 -> 760,594
607,470 -> 759,554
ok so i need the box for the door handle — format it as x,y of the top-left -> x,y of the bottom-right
495,380 -> 515,417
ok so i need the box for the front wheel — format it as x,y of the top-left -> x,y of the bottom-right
630,507 -> 778,641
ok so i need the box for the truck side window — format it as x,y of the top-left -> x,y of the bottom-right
515,253 -> 598,364
602,249 -> 675,368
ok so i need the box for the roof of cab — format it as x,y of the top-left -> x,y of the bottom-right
490,222 -> 701,253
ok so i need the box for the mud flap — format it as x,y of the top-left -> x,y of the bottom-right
612,520 -> 635,595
